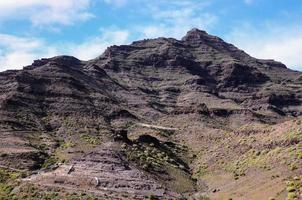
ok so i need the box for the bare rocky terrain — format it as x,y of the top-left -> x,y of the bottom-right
0,28 -> 301,200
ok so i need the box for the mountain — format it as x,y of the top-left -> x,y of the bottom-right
0,28 -> 301,200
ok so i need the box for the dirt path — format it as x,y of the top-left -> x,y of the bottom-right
136,123 -> 179,131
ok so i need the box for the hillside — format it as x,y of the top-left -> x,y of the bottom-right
0,28 -> 301,200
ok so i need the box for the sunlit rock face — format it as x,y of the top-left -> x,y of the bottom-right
0,29 -> 301,200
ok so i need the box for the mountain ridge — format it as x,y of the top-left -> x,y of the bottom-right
0,28 -> 301,200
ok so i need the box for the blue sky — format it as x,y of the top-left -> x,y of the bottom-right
0,0 -> 302,71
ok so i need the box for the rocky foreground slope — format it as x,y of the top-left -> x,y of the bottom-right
0,29 -> 301,200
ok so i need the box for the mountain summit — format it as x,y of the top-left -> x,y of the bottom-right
0,29 -> 301,200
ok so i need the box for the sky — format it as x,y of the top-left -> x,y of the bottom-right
0,0 -> 302,72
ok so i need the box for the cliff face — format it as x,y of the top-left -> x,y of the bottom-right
0,29 -> 301,200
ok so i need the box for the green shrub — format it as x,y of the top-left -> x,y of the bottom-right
196,166 -> 208,177
289,163 -> 297,171
42,156 -> 58,168
199,196 -> 211,200
286,192 -> 297,200
60,141 -> 75,149
286,186 -> 296,192
80,135 -> 101,145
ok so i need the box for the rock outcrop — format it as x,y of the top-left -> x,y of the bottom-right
0,29 -> 301,200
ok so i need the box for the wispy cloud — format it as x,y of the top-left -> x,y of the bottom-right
226,23 -> 302,70
0,28 -> 130,71
70,28 -> 129,60
0,34 -> 58,71
0,0 -> 219,71
138,0 -> 217,39
0,0 -> 301,72
0,0 -> 94,26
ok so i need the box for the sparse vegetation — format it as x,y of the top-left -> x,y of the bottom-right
122,139 -> 188,173
123,142 -> 164,171
0,169 -> 22,199
289,163 -> 297,171
159,129 -> 174,137
285,176 -> 302,200
60,141 -> 75,149
224,121 -> 302,182
42,155 -> 58,168
80,134 -> 101,145
199,196 -> 211,200
0,28 -> 301,200
11,183 -> 103,200
147,193 -> 157,200
195,165 -> 208,177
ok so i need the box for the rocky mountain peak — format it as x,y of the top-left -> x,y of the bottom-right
23,55 -> 83,71
182,28 -> 208,39
181,28 -> 222,43
0,28 -> 301,200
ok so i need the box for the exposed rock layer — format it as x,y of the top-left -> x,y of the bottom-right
0,29 -> 301,199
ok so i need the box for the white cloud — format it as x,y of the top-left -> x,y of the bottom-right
0,29 -> 129,71
0,34 -> 59,71
226,24 -> 302,71
71,29 -> 129,60
138,0 -> 217,39
0,34 -> 42,50
141,26 -> 166,39
0,0 -> 218,71
0,0 -> 94,26
5,0 -> 300,73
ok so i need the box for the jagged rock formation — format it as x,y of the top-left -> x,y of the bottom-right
0,29 -> 301,200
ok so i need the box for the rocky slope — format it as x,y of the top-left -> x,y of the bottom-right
0,28 -> 301,200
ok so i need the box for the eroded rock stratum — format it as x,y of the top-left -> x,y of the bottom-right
0,29 -> 301,200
